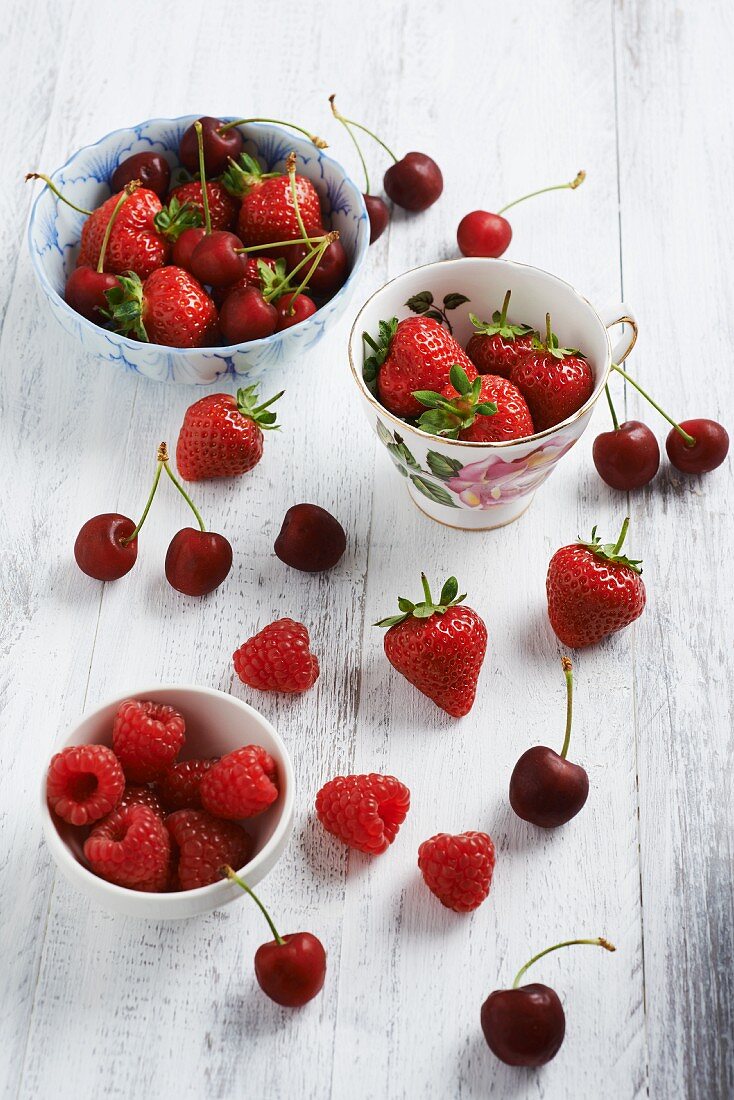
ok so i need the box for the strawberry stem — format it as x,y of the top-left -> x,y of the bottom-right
512,937 -> 615,989
604,384 -> 620,431
498,171 -> 586,216
560,656 -> 574,760
97,181 -> 138,273
611,364 -> 695,446
194,121 -> 212,235
120,442 -> 166,545
421,572 -> 433,604
25,172 -> 92,216
162,450 -> 206,532
218,118 -> 327,149
498,289 -> 511,327
224,866 -> 285,945
329,95 -> 371,192
612,515 -> 630,557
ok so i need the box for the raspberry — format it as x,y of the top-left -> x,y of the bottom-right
200,745 -> 278,820
46,744 -> 125,826
233,618 -> 319,693
112,699 -> 186,782
117,784 -> 165,817
417,831 -> 496,913
157,758 -> 217,812
315,773 -> 410,855
84,803 -> 171,891
166,809 -> 253,890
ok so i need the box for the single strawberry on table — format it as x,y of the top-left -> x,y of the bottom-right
414,364 -> 535,443
104,266 -> 218,348
84,802 -> 171,892
418,831 -> 496,913
200,744 -> 279,821
176,385 -> 283,482
233,618 -> 320,694
465,291 -> 535,377
510,313 -> 593,432
166,809 -> 253,890
546,516 -> 646,648
315,773 -> 411,855
376,574 -> 487,717
112,698 -> 186,783
364,315 -> 477,419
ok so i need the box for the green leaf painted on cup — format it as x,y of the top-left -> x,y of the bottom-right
410,475 -> 458,508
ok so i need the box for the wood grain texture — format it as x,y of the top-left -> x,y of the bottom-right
0,0 -> 730,1097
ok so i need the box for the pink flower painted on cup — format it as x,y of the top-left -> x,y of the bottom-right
446,437 -> 576,507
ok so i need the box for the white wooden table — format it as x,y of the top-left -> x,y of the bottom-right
1,1 -> 732,1096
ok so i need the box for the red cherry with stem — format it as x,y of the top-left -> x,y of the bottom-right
224,867 -> 326,1007
111,151 -> 170,199
179,116 -> 244,177
611,364 -> 729,475
285,237 -> 348,295
481,937 -> 616,1066
384,151 -> 443,212
189,230 -> 245,287
509,657 -> 590,828
275,293 -> 317,331
64,182 -> 137,321
329,96 -> 390,242
160,455 -> 232,596
172,226 -> 206,270
74,443 -> 165,580
220,286 -> 278,343
592,386 -> 660,489
274,503 -> 347,571
457,171 -> 586,258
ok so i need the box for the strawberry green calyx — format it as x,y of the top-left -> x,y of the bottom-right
532,313 -> 583,360
362,317 -> 398,393
375,573 -> 467,628
153,195 -> 203,242
236,385 -> 284,430
413,364 -> 498,438
579,516 -> 643,574
469,290 -> 534,342
103,272 -> 147,341
220,152 -> 281,198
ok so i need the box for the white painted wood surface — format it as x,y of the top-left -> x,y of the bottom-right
0,0 -> 731,1097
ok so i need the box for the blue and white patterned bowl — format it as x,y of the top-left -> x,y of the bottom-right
27,115 -> 370,386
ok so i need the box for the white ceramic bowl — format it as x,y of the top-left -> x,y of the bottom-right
41,685 -> 295,919
27,115 -> 370,385
349,257 -> 638,530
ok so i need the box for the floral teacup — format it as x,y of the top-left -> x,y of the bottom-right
348,257 -> 637,529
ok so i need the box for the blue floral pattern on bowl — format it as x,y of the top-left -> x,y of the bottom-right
27,115 -> 370,386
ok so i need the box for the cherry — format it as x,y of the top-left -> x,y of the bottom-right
179,116 -> 244,177
165,528 -> 233,597
611,363 -> 729,476
172,226 -> 206,270
457,171 -> 585,258
74,514 -> 137,580
666,419 -> 729,474
64,182 -> 138,322
592,384 -> 660,490
274,504 -> 347,572
285,237 -> 348,295
220,286 -> 278,343
481,937 -> 615,1066
509,657 -> 589,828
189,230 -> 245,287
364,194 -> 390,243
111,151 -> 170,199
225,867 -> 326,1007
275,293 -> 317,331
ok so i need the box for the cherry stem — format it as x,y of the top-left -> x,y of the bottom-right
218,118 -> 327,149
604,384 -> 620,431
286,152 -> 309,241
120,442 -> 165,545
512,937 -> 616,989
97,181 -> 138,273
559,656 -> 574,759
498,170 -> 586,216
161,449 -> 206,532
329,95 -> 371,193
224,867 -> 285,945
25,173 -> 92,216
612,515 -> 630,556
235,235 -> 327,254
326,99 -> 397,163
611,364 -> 695,446
194,121 -> 212,235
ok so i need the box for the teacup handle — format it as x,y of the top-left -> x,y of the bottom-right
599,302 -> 638,364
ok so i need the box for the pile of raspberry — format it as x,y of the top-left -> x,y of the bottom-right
46,698 -> 280,892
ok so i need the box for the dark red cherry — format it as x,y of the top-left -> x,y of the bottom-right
110,152 -> 170,199
255,932 -> 327,1007
364,194 -> 390,243
74,513 -> 137,580
457,210 -> 512,258
285,238 -> 348,294
509,746 -> 589,828
383,152 -> 443,212
592,420 -> 660,490
172,227 -> 207,271
274,504 -> 347,572
179,116 -> 244,176
220,286 -> 278,343
165,528 -> 232,596
65,267 -> 119,322
666,418 -> 729,474
481,985 -> 565,1067
275,294 -> 317,331
189,230 -> 245,287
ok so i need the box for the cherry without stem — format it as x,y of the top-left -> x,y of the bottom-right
220,286 -> 278,343
481,937 -> 615,1066
111,151 -> 170,199
274,503 -> 347,572
172,226 -> 207,270
285,237 -> 348,295
509,657 -> 589,828
457,171 -> 585,258
225,867 -> 326,1007
189,230 -> 245,287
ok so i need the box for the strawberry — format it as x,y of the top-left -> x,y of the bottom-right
176,385 -> 283,481
104,266 -> 218,348
364,316 -> 478,419
546,517 -> 646,648
465,291 -> 535,378
376,574 -> 487,717
222,153 -> 323,249
510,313 -> 593,431
414,364 -> 534,442
167,179 -> 238,232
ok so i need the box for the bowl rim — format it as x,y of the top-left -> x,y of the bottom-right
40,683 -> 296,905
27,114 -> 370,356
348,256 -> 613,449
